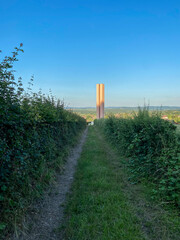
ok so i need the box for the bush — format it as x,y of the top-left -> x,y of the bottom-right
96,107 -> 180,207
0,45 -> 86,235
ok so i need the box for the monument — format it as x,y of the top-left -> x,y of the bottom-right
96,83 -> 104,119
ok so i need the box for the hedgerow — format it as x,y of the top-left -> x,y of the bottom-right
95,108 -> 180,208
0,45 -> 86,236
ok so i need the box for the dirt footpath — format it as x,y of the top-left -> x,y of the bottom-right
11,128 -> 88,240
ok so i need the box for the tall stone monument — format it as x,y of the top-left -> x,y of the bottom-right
96,83 -> 104,119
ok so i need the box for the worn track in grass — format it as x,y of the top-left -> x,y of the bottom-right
61,126 -> 180,240
10,128 -> 88,240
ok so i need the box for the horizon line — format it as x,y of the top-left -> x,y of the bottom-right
67,105 -> 180,109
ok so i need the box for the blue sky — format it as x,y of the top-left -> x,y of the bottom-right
1,0 -> 180,107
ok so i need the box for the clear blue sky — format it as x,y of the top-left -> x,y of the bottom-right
1,0 -> 180,107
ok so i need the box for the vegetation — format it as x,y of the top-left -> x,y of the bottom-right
1,45 -> 179,238
0,45 -> 86,237
61,127 -> 145,240
62,127 -> 180,240
95,108 -> 180,208
75,107 -> 180,123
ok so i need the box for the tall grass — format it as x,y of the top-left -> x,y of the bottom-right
95,107 -> 180,208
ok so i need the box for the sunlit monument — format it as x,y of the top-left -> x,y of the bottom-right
96,83 -> 104,119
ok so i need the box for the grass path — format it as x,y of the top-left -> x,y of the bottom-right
61,126 -> 180,240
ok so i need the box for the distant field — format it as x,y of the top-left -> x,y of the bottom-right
72,108 -> 136,122
73,108 -> 96,114
73,108 -> 180,123
73,108 -> 136,115
73,108 -> 180,116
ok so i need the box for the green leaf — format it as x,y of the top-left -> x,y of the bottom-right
0,223 -> 6,230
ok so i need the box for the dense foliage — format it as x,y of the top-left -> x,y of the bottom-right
95,108 -> 180,208
0,45 -> 86,234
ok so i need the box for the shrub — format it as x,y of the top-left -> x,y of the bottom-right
96,107 -> 180,207
0,45 -> 86,236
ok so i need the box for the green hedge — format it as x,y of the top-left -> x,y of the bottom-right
0,45 -> 86,235
95,108 -> 180,208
